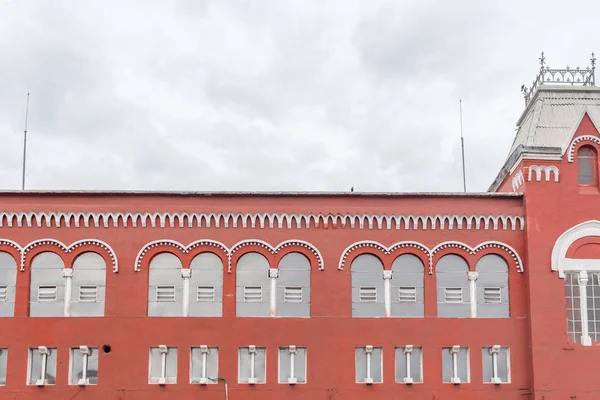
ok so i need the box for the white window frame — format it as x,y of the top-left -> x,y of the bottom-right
149,345 -> 176,385
396,345 -> 422,384
484,345 -> 511,384
28,346 -> 54,386
70,346 -> 96,386
564,269 -> 595,345
445,345 -> 469,385
190,345 -> 217,385
0,348 -> 7,386
356,345 -> 382,385
278,345 -> 306,385
238,345 -> 266,385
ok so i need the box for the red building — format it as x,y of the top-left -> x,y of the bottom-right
1,57 -> 600,400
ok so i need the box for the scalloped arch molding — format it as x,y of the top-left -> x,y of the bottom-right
0,211 -> 524,231
338,240 -> 524,274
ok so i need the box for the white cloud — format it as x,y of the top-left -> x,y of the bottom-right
0,0 -> 598,192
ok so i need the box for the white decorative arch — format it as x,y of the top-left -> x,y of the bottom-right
134,239 -> 229,272
431,240 -> 523,273
567,135 -> 600,162
527,165 -> 560,182
338,240 -> 432,272
21,238 -> 119,273
512,170 -> 525,191
229,239 -> 324,272
551,220 -> 600,278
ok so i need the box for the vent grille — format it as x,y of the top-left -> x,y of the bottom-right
398,287 -> 417,303
484,287 -> 502,304
79,286 -> 98,303
197,286 -> 215,302
156,286 -> 176,302
38,286 -> 58,303
244,286 -> 262,302
359,287 -> 377,302
284,287 -> 302,303
0,285 -> 7,302
444,288 -> 463,304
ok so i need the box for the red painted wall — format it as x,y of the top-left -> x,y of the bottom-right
0,194 -> 531,399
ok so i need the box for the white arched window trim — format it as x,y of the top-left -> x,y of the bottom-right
551,220 -> 600,346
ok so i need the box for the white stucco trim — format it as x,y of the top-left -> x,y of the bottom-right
551,220 -> 600,278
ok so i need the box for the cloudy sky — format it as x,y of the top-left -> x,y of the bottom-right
0,0 -> 598,193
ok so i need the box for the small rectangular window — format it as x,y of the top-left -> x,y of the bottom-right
38,286 -> 57,303
444,288 -> 463,304
359,287 -> 377,302
238,346 -> 266,384
395,346 -> 422,384
284,287 -> 303,303
482,346 -> 510,384
0,286 -> 7,302
355,346 -> 382,384
398,287 -> 417,303
78,286 -> 98,303
278,346 -> 307,384
442,346 -> 469,384
0,348 -> 7,386
156,286 -> 176,302
70,346 -> 98,385
197,286 -> 215,302
483,288 -> 502,304
244,287 -> 262,303
191,346 -> 219,384
149,346 -> 177,384
28,347 -> 57,386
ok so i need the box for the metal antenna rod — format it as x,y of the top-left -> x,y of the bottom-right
459,99 -> 467,193
21,92 -> 30,190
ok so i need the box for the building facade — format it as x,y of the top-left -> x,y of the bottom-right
0,57 -> 599,399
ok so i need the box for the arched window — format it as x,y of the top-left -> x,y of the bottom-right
189,252 -> 223,317
351,254 -> 385,317
390,254 -> 424,317
30,252 -> 65,317
0,251 -> 17,317
148,253 -> 183,317
577,145 -> 597,185
436,254 -> 469,318
71,252 -> 107,317
476,255 -> 509,318
236,253 -> 270,317
277,252 -> 310,317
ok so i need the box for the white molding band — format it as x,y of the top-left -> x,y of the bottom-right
338,240 -> 524,274
0,211 -> 525,231
134,239 -> 324,273
20,238 -> 119,273
527,165 -> 559,182
567,135 -> 600,162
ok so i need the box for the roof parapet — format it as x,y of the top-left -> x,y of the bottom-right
521,52 -> 596,106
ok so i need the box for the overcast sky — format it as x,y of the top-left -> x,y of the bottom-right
0,1 -> 598,193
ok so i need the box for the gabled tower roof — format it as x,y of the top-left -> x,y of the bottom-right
489,54 -> 600,191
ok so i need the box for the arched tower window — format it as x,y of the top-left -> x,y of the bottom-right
351,254 -> 385,317
0,252 -> 17,317
436,254 -> 470,318
189,252 -> 223,317
148,253 -> 183,317
475,255 -> 509,318
577,145 -> 597,185
236,252 -> 271,317
71,252 -> 107,317
277,253 -> 310,317
29,252 -> 65,317
390,254 -> 424,317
